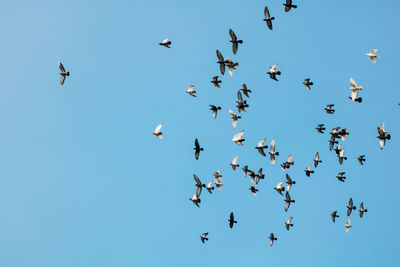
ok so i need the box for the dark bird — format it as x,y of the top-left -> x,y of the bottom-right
211,76 -> 222,88
334,144 -> 342,156
338,147 -> 347,165
331,211 -> 339,223
229,212 -> 237,228
263,7 -> 275,30
193,174 -> 206,189
249,186 -> 258,196
285,174 -> 296,192
304,165 -> 314,177
216,50 -> 226,75
200,233 -> 208,243
209,105 -> 222,119
339,128 -> 350,141
255,138 -> 268,156
205,180 -> 214,194
229,109 -> 241,129
242,165 -> 250,177
347,198 -> 356,216
269,140 -> 279,164
303,78 -> 313,91
189,186 -> 202,207
194,138 -> 204,160
325,104 -> 335,114
285,217 -> 293,231
359,202 -> 368,218
274,181 -> 285,196
240,83 -> 251,98
377,122 -> 391,149
268,233 -> 277,246
357,155 -> 366,165
267,64 -> 281,81
224,58 -> 239,77
58,62 -> 70,86
316,124 -> 326,134
255,168 -> 265,184
336,172 -> 346,182
283,0 -> 297,12
230,155 -> 239,170
229,29 -> 243,55
236,91 -> 249,113
281,154 -> 294,171
159,37 -> 171,48
249,170 -> 257,185
313,152 -> 322,168
329,136 -> 339,151
284,192 -> 295,211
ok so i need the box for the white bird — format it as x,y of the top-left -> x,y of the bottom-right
231,130 -> 245,145
274,181 -> 285,196
185,84 -> 197,97
214,177 -> 223,190
285,217 -> 293,231
205,180 -> 214,194
152,124 -> 163,139
268,140 -> 279,164
349,78 -> 363,102
366,49 -> 379,63
159,37 -> 171,48
230,156 -> 239,170
228,109 -> 241,129
345,219 -> 352,233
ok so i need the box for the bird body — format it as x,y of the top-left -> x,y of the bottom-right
229,29 -> 243,55
263,7 -> 275,30
211,76 -> 222,88
377,122 -> 390,149
303,78 -> 313,91
209,105 -> 222,119
230,155 -> 239,170
232,130 -> 245,145
269,140 -> 279,164
331,211 -> 339,223
347,198 -> 356,216
274,181 -> 285,196
58,62 -> 69,86
255,138 -> 268,156
304,165 -> 314,177
229,109 -> 241,129
285,217 -> 293,230
267,64 -> 281,81
229,212 -> 237,228
283,0 -> 297,12
152,124 -> 163,139
185,84 -> 197,97
159,37 -> 171,48
314,152 -> 322,168
325,104 -> 335,114
194,138 -> 204,160
200,233 -> 208,243
366,49 -> 379,63
345,219 -> 352,233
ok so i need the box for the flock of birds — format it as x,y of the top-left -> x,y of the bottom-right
58,0 -> 391,247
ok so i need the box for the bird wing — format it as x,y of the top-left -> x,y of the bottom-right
340,148 -> 344,157
60,75 -> 66,86
195,138 -> 200,148
207,180 -> 213,188
350,90 -> 358,101
370,49 -> 378,54
232,156 -> 238,165
216,49 -> 224,61
196,186 -> 202,197
229,29 -> 237,41
288,154 -> 293,163
162,37 -> 170,44
230,212 -> 234,220
349,78 -> 358,88
270,140 -> 275,152
232,42 -> 238,55
277,181 -> 284,188
379,138 -> 385,149
193,175 -> 201,186
154,124 -> 162,133
212,110 -> 217,119
58,62 -> 66,72
264,6 -> 271,18
232,119 -> 238,129
188,84 -> 195,91
349,198 -> 353,206
237,90 -> 243,102
229,109 -> 235,116
270,64 -> 277,72
287,216 -> 293,224
233,130 -> 244,140
258,138 -> 266,147
315,152 -> 319,161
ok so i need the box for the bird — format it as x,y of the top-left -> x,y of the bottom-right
194,138 -> 204,160
269,140 -> 279,164
303,78 -> 313,91
255,138 -> 268,156
347,198 -> 356,216
152,124 -> 163,139
159,37 -> 171,48
283,0 -> 297,12
325,104 -> 335,114
274,181 -> 285,196
228,109 -> 241,129
229,29 -> 243,55
214,177 -> 223,191
281,154 -> 294,171
189,186 -> 202,207
263,7 -> 275,30
242,165 -> 250,177
255,168 -> 265,184
366,49 -> 379,63
345,219 -> 352,233
200,233 -> 208,243
316,124 -> 326,134
236,91 -> 249,113
232,130 -> 245,145
338,128 -> 350,141
213,170 -> 222,180
267,64 -> 281,81
216,50 -> 226,75
240,84 -> 251,98
377,122 -> 391,150
185,84 -> 197,97
249,170 -> 257,185
229,212 -> 237,228
205,180 -> 214,194
58,62 -> 70,86
349,78 -> 363,103
230,155 -> 239,170
209,105 -> 222,119
284,192 -> 295,211
304,165 -> 314,177
225,58 -> 239,77
193,174 -> 206,189
285,217 -> 293,231
338,148 -> 347,165
249,186 -> 258,196
336,172 -> 346,182
211,76 -> 222,88
359,202 -> 368,218
268,233 -> 277,246
329,136 -> 339,151
330,127 -> 341,140
313,152 -> 322,168
285,174 -> 296,192
331,211 -> 339,223
357,155 -> 366,165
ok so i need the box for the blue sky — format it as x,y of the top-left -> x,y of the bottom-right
0,0 -> 399,266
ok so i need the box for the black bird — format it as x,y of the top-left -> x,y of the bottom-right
267,64 -> 281,81
194,138 -> 204,160
224,58 -> 239,77
268,233 -> 277,246
357,155 -> 366,165
242,165 -> 250,177
236,91 -> 249,113
255,168 -> 265,184
209,105 -> 222,119
200,233 -> 208,243
334,144 -> 342,156
329,136 -> 339,151
283,0 -> 297,12
249,170 -> 257,185
325,104 -> 335,114
229,29 -> 243,55
216,50 -> 226,75
255,138 -> 268,156
249,186 -> 258,196
347,198 -> 356,216
313,152 -> 322,168
336,172 -> 346,182
303,78 -> 313,91
359,202 -> 368,218
330,127 -> 341,140
159,37 -> 171,48
58,62 -> 70,86
193,174 -> 206,188
338,128 -> 350,141
281,154 -> 294,171
316,124 -> 326,134
285,174 -> 296,192
377,122 -> 391,150
284,192 -> 295,211
285,217 -> 293,231
304,165 -> 314,177
331,211 -> 339,223
240,83 -> 251,98
211,76 -> 222,88
263,7 -> 275,30
274,181 -> 285,196
229,212 -> 237,228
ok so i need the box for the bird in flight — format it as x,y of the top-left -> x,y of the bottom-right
225,58 -> 239,77
357,155 -> 366,165
269,140 -> 279,164
284,192 -> 295,211
349,78 -> 363,103
58,62 -> 70,86
200,233 -> 208,243
194,138 -> 204,160
303,78 -> 313,91
232,130 -> 245,145
263,7 -> 275,30
366,49 -> 379,63
268,233 -> 277,246
249,186 -> 258,196
359,202 -> 368,218
325,104 -> 335,114
267,64 -> 281,81
283,0 -> 297,12
345,219 -> 352,233
229,212 -> 237,228
313,152 -> 322,168
185,84 -> 197,97
211,76 -> 222,88
209,105 -> 222,119
240,84 -> 251,98
152,124 -> 163,139
230,155 -> 239,170
331,211 -> 339,223
274,181 -> 285,196
285,217 -> 294,231
159,37 -> 171,48
255,138 -> 268,156
316,124 -> 325,134
377,122 -> 391,149
216,50 -> 226,75
347,198 -> 356,216
304,165 -> 314,177
285,174 -> 296,192
336,172 -> 346,182
229,109 -> 241,129
229,29 -> 243,55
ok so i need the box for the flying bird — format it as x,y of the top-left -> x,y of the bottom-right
194,138 -> 204,160
232,130 -> 245,145
349,78 -> 363,103
303,78 -> 313,91
229,212 -> 237,228
334,144 -> 342,156
285,174 -> 296,192
338,148 -> 347,165
263,7 -> 275,30
268,233 -> 277,246
331,211 -> 339,223
269,140 -> 279,164
345,219 -> 352,233
240,83 -> 251,98
267,64 -> 281,81
185,84 -> 197,97
283,0 -> 297,12
281,154 -> 294,171
152,124 -> 163,139
347,198 -> 356,216
225,58 -> 239,77
242,165 -> 250,177
284,192 -> 295,211
357,155 -> 366,165
274,181 -> 285,196
329,136 -> 339,151
200,233 -> 208,243
229,29 -> 243,55
249,170 -> 257,185
255,168 -> 265,184
366,49 -> 379,63
230,155 -> 239,170
316,124 -> 326,134
313,152 -> 322,168
285,217 -> 293,231
216,50 -> 226,75
325,104 -> 335,114
229,109 -> 241,129
209,105 -> 222,119
159,37 -> 171,48
193,174 -> 206,189
236,91 -> 249,113
359,202 -> 368,218
249,186 -> 258,196
58,62 -> 70,86
255,138 -> 268,156
211,76 -> 222,88
205,180 -> 214,194
189,187 -> 202,207
336,172 -> 346,182
214,177 -> 223,191
339,128 -> 350,141
304,165 -> 314,177
377,122 -> 391,149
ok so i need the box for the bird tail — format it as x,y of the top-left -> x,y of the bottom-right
198,199 -> 201,203
234,220 -> 237,223
66,72 -> 70,76
275,152 -> 279,156
310,82 -> 314,85
276,71 -> 281,75
205,237 -> 208,241
293,5 -> 297,8
238,40 -> 243,44
387,134 -> 391,140
200,148 -> 204,151
271,17 -> 275,20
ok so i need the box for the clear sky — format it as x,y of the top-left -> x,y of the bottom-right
0,0 -> 399,266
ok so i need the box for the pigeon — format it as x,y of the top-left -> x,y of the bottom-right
200,233 -> 208,243
334,144 -> 342,156
211,76 -> 222,88
240,83 -> 251,98
347,198 -> 356,216
281,154 -> 294,171
213,170 -> 222,180
316,124 -> 326,134
325,104 -> 335,114
284,192 -> 295,211
249,186 -> 258,196
338,148 -> 347,165
339,128 -> 350,141
193,174 -> 206,189
225,58 -> 239,77
230,155 -> 239,170
329,136 -> 339,151
268,233 -> 277,246
216,50 -> 226,75
229,29 -> 243,55
249,170 -> 257,185
229,212 -> 237,228
205,180 -> 214,194
336,172 -> 346,182
209,105 -> 222,119
366,49 -> 379,63
255,168 -> 265,184
283,0 -> 297,12
58,62 -> 70,86
242,165 -> 250,177
152,124 -> 163,139
304,165 -> 314,177
330,127 -> 341,138
274,181 -> 285,196
214,177 -> 223,191
229,109 -> 241,129
269,140 -> 279,164
285,174 -> 296,192
189,187 -> 202,207
263,7 -> 275,30
359,202 -> 368,218
377,122 -> 391,149
357,155 -> 366,165
349,78 -> 363,103
303,78 -> 313,91
285,217 -> 293,231
194,138 -> 204,160
313,152 -> 322,168
159,37 -> 171,48
267,64 -> 281,81
331,211 -> 339,223
255,138 -> 268,156
185,84 -> 197,97
345,219 -> 352,233
232,130 -> 245,145
236,91 -> 249,113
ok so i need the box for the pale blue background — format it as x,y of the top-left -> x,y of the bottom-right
0,0 -> 398,266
